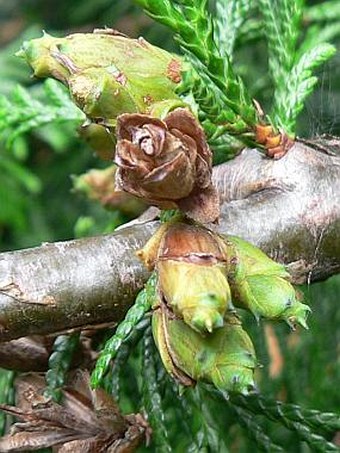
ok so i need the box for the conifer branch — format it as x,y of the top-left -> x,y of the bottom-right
259,0 -> 336,135
136,0 -> 259,146
230,394 -> 340,445
44,333 -> 80,402
301,22 -> 340,52
214,0 -> 252,58
142,329 -> 172,453
164,381 -> 203,451
233,405 -> 284,452
0,370 -> 15,436
108,317 -> 150,398
274,43 -> 336,133
305,0 -> 340,23
0,140 -> 338,342
91,274 -> 156,387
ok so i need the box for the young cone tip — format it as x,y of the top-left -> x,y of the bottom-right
161,226 -> 231,333
190,306 -> 224,334
212,366 -> 256,396
285,303 -> 312,330
152,304 -> 257,395
228,262 -> 311,326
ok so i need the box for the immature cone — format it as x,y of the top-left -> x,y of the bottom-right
224,235 -> 311,327
152,304 -> 257,394
18,29 -> 184,157
18,30 -> 183,119
138,222 -> 231,334
115,108 -> 220,223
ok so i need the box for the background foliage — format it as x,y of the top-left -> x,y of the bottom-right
0,0 -> 339,451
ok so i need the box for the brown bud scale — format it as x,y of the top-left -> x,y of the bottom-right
158,223 -> 227,265
115,108 -> 220,223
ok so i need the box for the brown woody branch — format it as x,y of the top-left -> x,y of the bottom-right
0,139 -> 339,343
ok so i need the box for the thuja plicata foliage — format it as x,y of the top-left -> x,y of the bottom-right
0,0 -> 339,451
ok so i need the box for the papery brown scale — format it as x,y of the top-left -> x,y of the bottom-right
115,108 -> 220,223
177,185 -> 220,225
0,372 -> 147,452
158,223 -> 227,264
141,153 -> 195,199
131,124 -> 166,157
116,141 -> 153,174
117,114 -> 165,141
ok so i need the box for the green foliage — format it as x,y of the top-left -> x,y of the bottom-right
305,0 -> 340,23
0,80 -> 84,149
0,79 -> 84,237
228,393 -> 340,451
0,1 -> 339,451
110,277 -> 340,452
301,1 -> 340,57
142,329 -> 172,453
214,0 -> 253,59
243,395 -> 340,434
91,273 -> 157,387
108,317 -> 150,399
0,151 -> 41,232
280,43 -> 336,133
0,370 -> 15,436
136,0 -> 259,157
233,405 -> 285,452
44,333 -> 80,402
259,0 -> 336,134
178,66 -> 254,149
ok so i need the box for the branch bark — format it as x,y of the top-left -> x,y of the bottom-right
0,139 -> 339,342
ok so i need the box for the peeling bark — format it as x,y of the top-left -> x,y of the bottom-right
0,139 -> 339,342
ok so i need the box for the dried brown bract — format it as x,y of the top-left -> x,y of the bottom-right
115,108 -> 220,223
0,371 -> 148,452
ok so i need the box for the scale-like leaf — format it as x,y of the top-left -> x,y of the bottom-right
0,80 -> 84,149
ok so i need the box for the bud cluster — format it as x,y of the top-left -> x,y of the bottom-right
20,30 -> 219,223
138,221 -> 310,395
20,30 -> 310,396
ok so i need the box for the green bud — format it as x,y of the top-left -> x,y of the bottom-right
223,235 -> 311,328
152,305 -> 257,395
139,222 -> 232,334
224,235 -> 289,280
158,260 -> 230,334
235,275 -> 311,327
79,123 -> 115,160
18,30 -> 184,124
152,306 -> 194,387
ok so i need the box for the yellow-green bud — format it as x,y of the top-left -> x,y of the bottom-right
78,123 -> 115,161
158,260 -> 229,333
138,222 -> 232,334
152,304 -> 257,394
224,235 -> 311,327
224,235 -> 290,280
18,29 -> 184,124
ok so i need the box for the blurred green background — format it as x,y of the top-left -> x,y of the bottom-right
0,1 -> 338,451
